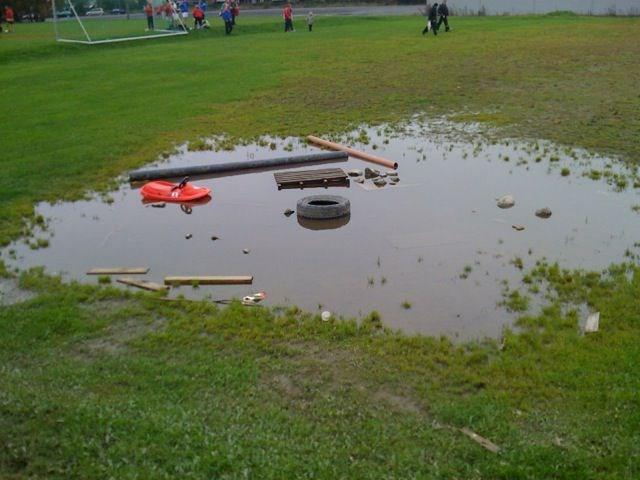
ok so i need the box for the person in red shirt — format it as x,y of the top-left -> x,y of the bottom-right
143,0 -> 154,31
282,3 -> 293,32
4,6 -> 15,33
193,4 -> 205,29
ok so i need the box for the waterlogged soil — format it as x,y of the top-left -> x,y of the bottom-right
5,123 -> 640,338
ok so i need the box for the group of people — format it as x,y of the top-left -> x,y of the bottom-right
282,4 -> 315,33
1,5 -> 15,33
422,0 -> 451,36
143,0 -> 240,34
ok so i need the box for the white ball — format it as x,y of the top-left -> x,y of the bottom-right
321,311 -> 331,322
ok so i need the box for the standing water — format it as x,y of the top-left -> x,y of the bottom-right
5,122 -> 640,338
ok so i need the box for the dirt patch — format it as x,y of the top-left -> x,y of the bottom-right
0,278 -> 36,306
75,316 -> 167,359
373,389 -> 425,415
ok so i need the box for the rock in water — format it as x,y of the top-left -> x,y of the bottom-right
348,169 -> 363,177
512,225 -> 525,231
151,202 -> 166,208
364,167 -> 379,179
284,209 -> 295,217
185,233 -> 192,239
210,236 -> 219,241
354,176 -> 365,184
243,249 -> 251,254
373,178 -> 387,187
497,195 -> 515,209
535,207 -> 552,219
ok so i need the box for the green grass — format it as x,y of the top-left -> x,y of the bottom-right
1,265 -> 639,478
1,14 -> 640,478
1,14 -> 640,245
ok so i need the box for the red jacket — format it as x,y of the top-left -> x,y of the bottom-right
5,7 -> 14,21
282,6 -> 292,20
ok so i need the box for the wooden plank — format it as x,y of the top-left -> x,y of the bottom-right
275,171 -> 346,181
87,267 -> 149,275
277,180 -> 350,190
164,276 -> 253,285
117,277 -> 168,292
275,168 -> 345,179
459,428 -> 501,453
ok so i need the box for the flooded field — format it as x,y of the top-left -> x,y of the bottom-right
5,123 -> 640,338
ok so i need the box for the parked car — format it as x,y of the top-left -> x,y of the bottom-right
111,8 -> 126,14
85,8 -> 104,16
57,9 -> 74,17
21,12 -> 44,22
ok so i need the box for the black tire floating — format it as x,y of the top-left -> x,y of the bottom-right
296,195 -> 350,220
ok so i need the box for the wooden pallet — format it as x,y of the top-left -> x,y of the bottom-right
274,168 -> 349,190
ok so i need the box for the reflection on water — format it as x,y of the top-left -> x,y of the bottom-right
5,122 -> 640,339
297,214 -> 351,231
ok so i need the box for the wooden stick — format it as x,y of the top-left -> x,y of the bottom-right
87,267 -> 149,275
117,277 -> 168,292
164,276 -> 253,285
459,427 -> 501,453
307,135 -> 398,170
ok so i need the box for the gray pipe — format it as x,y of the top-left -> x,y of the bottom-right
129,152 -> 348,182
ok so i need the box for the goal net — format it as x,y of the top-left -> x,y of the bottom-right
52,0 -> 189,44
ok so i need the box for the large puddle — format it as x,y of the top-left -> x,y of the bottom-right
5,122 -> 640,338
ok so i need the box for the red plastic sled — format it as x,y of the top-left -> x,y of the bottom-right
140,178 -> 211,203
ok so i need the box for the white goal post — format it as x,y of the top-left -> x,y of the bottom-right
51,0 -> 189,45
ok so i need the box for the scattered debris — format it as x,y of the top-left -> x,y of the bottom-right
321,311 -> 332,321
242,291 -> 267,305
117,277 -> 168,292
497,195 -> 515,209
459,427 -> 501,453
373,178 -> 387,187
274,168 -> 349,190
130,152 -> 347,182
297,195 -> 351,219
585,311 -> 600,333
243,249 -> 251,254
512,225 -> 525,231
354,176 -> 365,184
535,207 -> 553,219
185,233 -> 192,239
348,169 -> 363,177
164,276 -> 253,285
150,202 -> 166,208
284,208 -> 295,217
307,135 -> 399,169
364,167 -> 380,179
87,267 -> 149,275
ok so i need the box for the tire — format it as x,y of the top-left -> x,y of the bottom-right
296,195 -> 350,220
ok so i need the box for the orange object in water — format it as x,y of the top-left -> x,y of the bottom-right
140,179 -> 211,203
307,135 -> 398,170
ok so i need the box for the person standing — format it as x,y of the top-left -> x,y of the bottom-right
437,0 -> 450,32
230,0 -> 239,25
422,2 -> 438,36
220,3 -> 233,34
4,5 -> 15,33
144,0 -> 154,31
283,3 -> 293,32
306,11 -> 314,32
180,0 -> 189,23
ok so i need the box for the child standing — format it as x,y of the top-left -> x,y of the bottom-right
144,0 -> 154,31
4,5 -> 15,33
306,11 -> 314,32
282,3 -> 293,32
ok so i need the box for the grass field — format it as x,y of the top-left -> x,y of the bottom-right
1,14 -> 640,479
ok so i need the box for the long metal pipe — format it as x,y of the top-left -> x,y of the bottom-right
129,151 -> 348,182
307,135 -> 398,170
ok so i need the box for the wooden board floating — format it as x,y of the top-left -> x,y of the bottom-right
164,276 -> 253,286
274,168 -> 349,190
117,277 -> 168,292
87,267 -> 149,275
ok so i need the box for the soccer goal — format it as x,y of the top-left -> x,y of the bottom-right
51,0 -> 189,45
